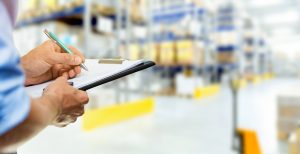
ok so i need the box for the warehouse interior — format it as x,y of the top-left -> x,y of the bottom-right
13,0 -> 300,154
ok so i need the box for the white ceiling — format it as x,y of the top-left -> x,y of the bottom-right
241,0 -> 300,52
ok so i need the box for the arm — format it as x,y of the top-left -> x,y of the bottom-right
0,98 -> 56,152
0,3 -> 88,152
0,76 -> 88,153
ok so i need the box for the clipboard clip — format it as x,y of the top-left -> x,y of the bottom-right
98,58 -> 127,64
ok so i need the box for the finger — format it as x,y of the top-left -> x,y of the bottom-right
52,64 -> 64,78
58,69 -> 67,76
55,75 -> 68,84
61,64 -> 72,70
75,90 -> 89,105
74,66 -> 81,74
68,46 -> 85,62
47,52 -> 82,66
62,72 -> 69,78
68,69 -> 76,78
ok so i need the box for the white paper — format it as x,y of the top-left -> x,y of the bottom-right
25,59 -> 144,98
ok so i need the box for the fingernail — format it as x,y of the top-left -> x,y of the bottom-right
75,56 -> 82,64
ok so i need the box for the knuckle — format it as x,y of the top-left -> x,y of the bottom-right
77,91 -> 89,103
63,54 -> 71,62
82,95 -> 89,104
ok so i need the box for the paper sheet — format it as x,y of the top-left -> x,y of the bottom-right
25,59 -> 143,98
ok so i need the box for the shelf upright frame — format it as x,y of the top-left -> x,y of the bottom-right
83,0 -> 92,58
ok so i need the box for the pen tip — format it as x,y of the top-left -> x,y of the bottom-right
81,64 -> 89,71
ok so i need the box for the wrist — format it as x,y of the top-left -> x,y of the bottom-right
33,95 -> 61,125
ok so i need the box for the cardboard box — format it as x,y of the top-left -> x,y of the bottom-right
289,128 -> 300,154
129,44 -> 141,60
130,0 -> 147,23
278,94 -> 300,142
159,42 -> 176,65
175,40 -> 205,65
148,43 -> 159,62
176,40 -> 194,65
94,0 -> 117,15
217,52 -> 235,63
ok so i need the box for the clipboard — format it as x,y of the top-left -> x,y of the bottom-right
79,60 -> 155,91
25,59 -> 155,97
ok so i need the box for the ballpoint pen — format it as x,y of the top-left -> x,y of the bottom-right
43,29 -> 89,71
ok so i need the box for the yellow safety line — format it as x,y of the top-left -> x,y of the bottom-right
252,75 -> 261,84
194,84 -> 220,100
82,97 -> 154,131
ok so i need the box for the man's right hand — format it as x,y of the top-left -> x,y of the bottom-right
42,76 -> 89,127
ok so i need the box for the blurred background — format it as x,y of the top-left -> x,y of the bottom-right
14,0 -> 300,154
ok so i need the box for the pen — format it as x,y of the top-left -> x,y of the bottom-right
43,29 -> 89,71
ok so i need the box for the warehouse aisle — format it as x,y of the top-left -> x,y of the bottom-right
19,79 -> 299,154
19,88 -> 235,154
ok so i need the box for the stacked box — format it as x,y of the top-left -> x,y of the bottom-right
129,44 -> 141,60
148,43 -> 160,62
217,52 -> 235,64
278,94 -> 300,141
94,0 -> 117,15
289,128 -> 300,154
159,42 -> 176,65
130,0 -> 147,23
40,0 -> 58,11
176,40 -> 194,65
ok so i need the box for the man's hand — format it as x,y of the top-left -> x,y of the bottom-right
21,40 -> 85,86
42,76 -> 89,127
0,76 -> 89,152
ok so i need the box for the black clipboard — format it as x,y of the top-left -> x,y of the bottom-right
78,61 -> 155,91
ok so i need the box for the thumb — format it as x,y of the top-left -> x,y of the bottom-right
48,53 -> 82,65
46,76 -> 68,92
54,75 -> 68,84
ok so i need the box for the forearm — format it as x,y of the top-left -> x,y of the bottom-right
0,97 -> 57,153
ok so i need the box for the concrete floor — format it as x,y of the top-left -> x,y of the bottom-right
19,78 -> 298,154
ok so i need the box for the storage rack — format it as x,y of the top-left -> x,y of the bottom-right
15,0 -> 274,99
16,1 -> 140,105
215,3 -> 241,80
148,0 -> 219,96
